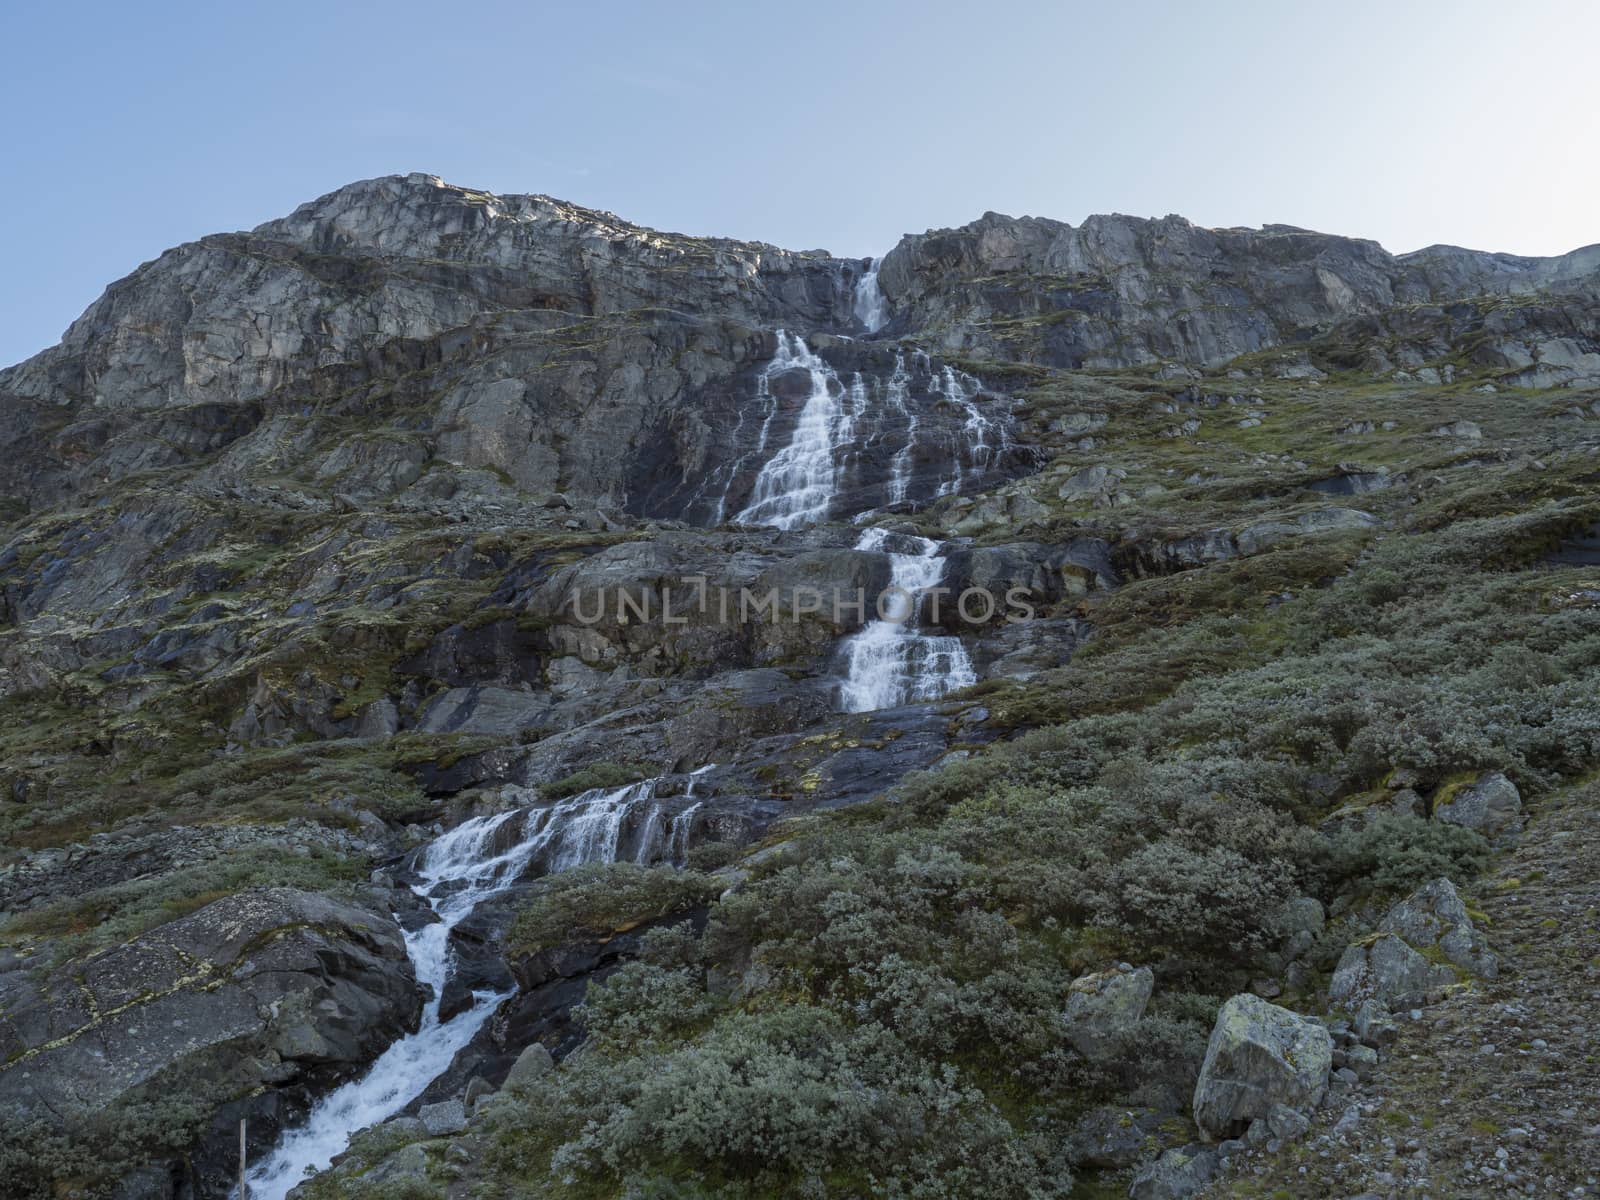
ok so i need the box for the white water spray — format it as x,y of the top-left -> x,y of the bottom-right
725,332 -> 1013,524
854,258 -> 888,333
884,352 -> 916,505
838,529 -> 976,712
931,365 -> 1001,497
734,332 -> 849,529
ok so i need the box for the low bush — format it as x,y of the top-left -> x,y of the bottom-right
542,761 -> 651,800
507,862 -> 720,958
485,1006 -> 1076,1200
1327,814 -> 1491,896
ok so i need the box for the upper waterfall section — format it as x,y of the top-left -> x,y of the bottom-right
634,330 -> 1030,528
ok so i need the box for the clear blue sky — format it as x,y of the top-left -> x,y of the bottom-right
3,0 -> 1598,368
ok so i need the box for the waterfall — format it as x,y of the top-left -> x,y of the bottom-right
720,331 -> 1014,526
669,804 -> 701,861
854,258 -> 888,333
668,766 -> 712,860
838,529 -> 976,712
239,778 -> 698,1199
931,365 -> 1001,497
733,332 -> 848,529
519,779 -> 667,870
884,351 -> 916,505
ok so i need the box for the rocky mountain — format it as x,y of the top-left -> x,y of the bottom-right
878,208 -> 1600,370
2,175 -> 1598,1199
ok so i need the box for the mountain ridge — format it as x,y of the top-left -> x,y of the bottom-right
10,170 -> 1600,386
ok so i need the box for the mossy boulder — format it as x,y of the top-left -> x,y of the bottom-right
1433,770 -> 1524,846
1328,933 -> 1455,1011
1063,963 -> 1154,1061
1191,994 -> 1331,1140
1379,876 -> 1497,978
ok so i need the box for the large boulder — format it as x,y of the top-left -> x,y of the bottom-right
501,1042 -> 555,1094
418,1098 -> 468,1137
1329,875 -> 1497,1013
1328,933 -> 1456,1012
1063,964 -> 1154,1061
1432,770 -> 1523,845
1379,877 -> 1497,978
1128,1144 -> 1220,1200
1191,994 -> 1332,1140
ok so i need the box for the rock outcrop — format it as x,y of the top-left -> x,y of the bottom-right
876,209 -> 1600,369
1062,963 -> 1154,1061
1433,770 -> 1525,845
0,888 -> 420,1193
1192,995 -> 1332,1140
1329,876 -> 1497,1013
1378,877 -> 1498,978
1327,933 -> 1456,1012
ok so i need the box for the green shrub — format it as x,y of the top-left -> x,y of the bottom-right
485,1006 -> 1075,1200
542,760 -> 651,800
1327,813 -> 1491,896
507,862 -> 720,958
0,1090 -> 219,1200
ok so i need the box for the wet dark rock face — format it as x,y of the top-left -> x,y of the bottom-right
630,334 -> 1036,524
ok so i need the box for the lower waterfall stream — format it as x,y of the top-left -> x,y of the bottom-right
240,778 -> 693,1200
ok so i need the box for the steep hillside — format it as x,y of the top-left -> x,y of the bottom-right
1,175 -> 1597,1200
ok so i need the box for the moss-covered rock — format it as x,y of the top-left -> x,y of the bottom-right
1191,994 -> 1331,1140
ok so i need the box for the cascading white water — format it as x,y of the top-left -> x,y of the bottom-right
931,365 -> 1000,497
838,528 -> 976,712
240,778 -> 702,1199
884,352 -> 916,505
723,331 -> 1012,524
733,331 -> 850,529
519,779 -> 664,869
667,765 -> 711,861
240,811 -> 538,1200
854,258 -> 888,333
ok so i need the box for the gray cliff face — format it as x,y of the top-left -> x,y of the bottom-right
0,174 -> 866,514
0,174 -> 854,413
3,175 -> 1597,514
875,209 -> 1600,367
0,175 -> 1036,519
